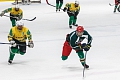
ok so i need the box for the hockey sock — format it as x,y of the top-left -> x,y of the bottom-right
69,16 -> 74,25
9,48 -> 18,60
59,3 -> 63,9
76,51 -> 84,59
77,51 -> 85,66
56,3 -> 59,10
61,55 -> 68,60
114,5 -> 118,12
11,19 -> 16,27
80,59 -> 85,66
73,19 -> 77,25
19,52 -> 25,55
9,52 -> 15,60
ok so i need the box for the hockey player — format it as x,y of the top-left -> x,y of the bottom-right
63,0 -> 80,29
61,26 -> 92,68
0,5 -> 23,27
56,0 -> 63,12
8,21 -> 34,64
114,0 -> 120,12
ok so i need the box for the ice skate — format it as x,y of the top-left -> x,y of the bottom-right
69,25 -> 72,29
56,9 -> 58,12
84,64 -> 89,69
8,60 -> 12,65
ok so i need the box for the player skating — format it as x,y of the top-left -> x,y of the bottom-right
56,0 -> 63,12
8,21 -> 34,64
63,0 -> 80,28
61,26 -> 92,68
114,0 -> 120,12
0,5 -> 23,27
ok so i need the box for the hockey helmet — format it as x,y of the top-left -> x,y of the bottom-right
16,21 -> 24,30
75,0 -> 79,5
15,4 -> 20,11
16,21 -> 24,26
76,26 -> 84,32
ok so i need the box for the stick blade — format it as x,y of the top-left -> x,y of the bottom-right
29,17 -> 36,21
22,17 -> 36,21
109,3 -> 111,6
109,3 -> 114,6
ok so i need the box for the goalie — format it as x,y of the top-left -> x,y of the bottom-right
61,26 -> 92,69
0,5 -> 23,27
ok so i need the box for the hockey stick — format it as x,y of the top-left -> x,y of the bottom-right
0,42 -> 29,46
46,0 -> 76,14
109,3 -> 115,6
46,0 -> 56,7
22,17 -> 36,21
0,42 -> 10,44
3,15 -> 36,21
83,51 -> 87,78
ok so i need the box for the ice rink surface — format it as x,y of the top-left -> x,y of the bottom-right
0,0 -> 120,80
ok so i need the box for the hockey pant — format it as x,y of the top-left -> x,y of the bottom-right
56,0 -> 63,10
9,40 -> 26,61
10,14 -> 17,27
67,12 -> 77,26
61,41 -> 72,60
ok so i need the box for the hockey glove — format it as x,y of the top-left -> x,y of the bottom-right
67,11 -> 75,15
75,11 -> 79,16
76,42 -> 81,46
14,16 -> 21,21
63,7 -> 67,12
28,41 -> 34,48
0,11 -> 5,17
81,43 -> 91,51
66,34 -> 70,42
75,42 -> 82,51
10,40 -> 17,47
17,17 -> 21,21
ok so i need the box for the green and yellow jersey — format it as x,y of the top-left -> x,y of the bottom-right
65,3 -> 80,12
3,7 -> 23,19
8,26 -> 32,42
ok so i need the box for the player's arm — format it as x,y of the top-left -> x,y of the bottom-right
16,10 -> 23,21
3,8 -> 12,13
63,3 -> 71,12
8,29 -> 14,41
75,6 -> 80,16
26,29 -> 34,48
26,29 -> 32,41
0,8 -> 12,17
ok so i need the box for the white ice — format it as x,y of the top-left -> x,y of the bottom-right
0,0 -> 120,80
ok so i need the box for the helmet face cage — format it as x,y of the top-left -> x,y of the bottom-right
16,21 -> 24,26
15,4 -> 20,8
16,21 -> 24,30
76,26 -> 84,36
15,4 -> 20,11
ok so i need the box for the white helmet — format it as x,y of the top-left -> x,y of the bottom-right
15,4 -> 20,9
75,0 -> 79,5
16,21 -> 24,26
